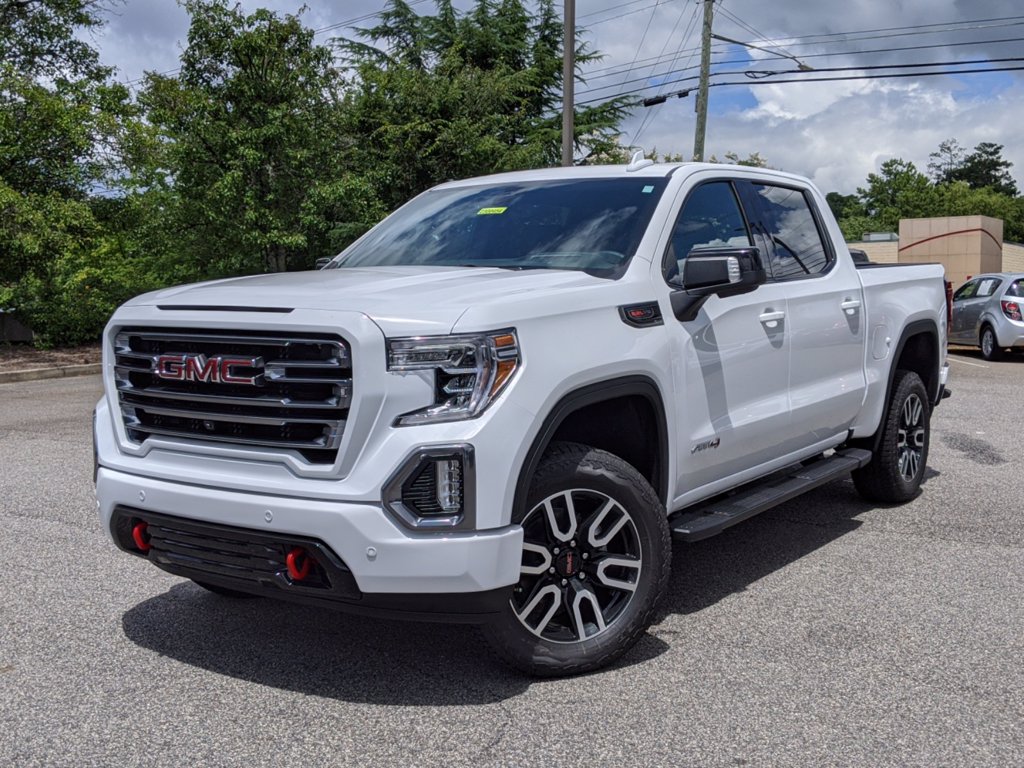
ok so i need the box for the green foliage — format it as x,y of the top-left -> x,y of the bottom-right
338,0 -> 630,209
10,235 -> 161,347
0,0 -> 140,343
927,138 -> 1018,196
856,159 -> 938,230
927,138 -> 966,184
834,142 -> 1024,243
138,1 -> 381,277
825,192 -> 865,221
949,142 -> 1018,197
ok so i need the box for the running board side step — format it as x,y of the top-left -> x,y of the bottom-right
669,448 -> 872,542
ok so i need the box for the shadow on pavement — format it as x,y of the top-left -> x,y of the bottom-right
660,478 -> 876,617
121,582 -> 670,704
123,473 -> 910,699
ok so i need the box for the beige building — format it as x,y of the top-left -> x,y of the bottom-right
849,215 -> 1024,288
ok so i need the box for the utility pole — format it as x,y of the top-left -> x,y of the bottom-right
561,0 -> 575,166
693,0 -> 714,161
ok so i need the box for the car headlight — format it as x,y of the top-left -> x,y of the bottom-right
387,329 -> 520,425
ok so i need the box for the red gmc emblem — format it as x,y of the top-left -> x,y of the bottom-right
154,354 -> 264,386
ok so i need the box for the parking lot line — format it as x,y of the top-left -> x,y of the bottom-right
947,354 -> 988,368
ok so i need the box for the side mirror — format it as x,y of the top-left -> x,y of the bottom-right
315,257 -> 332,270
671,247 -> 766,322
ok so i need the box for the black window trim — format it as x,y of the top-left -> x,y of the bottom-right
952,278 -> 979,302
737,179 -> 837,284
660,177 -> 754,287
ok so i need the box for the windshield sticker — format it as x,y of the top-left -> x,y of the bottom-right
477,206 -> 508,215
642,185 -> 655,194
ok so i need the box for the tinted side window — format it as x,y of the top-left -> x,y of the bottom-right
751,184 -> 832,279
662,181 -> 751,282
1006,279 -> 1024,297
953,280 -> 978,301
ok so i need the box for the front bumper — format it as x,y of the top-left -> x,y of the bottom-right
96,467 -> 523,619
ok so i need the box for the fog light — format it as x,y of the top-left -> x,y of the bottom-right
383,445 -> 476,530
435,458 -> 463,514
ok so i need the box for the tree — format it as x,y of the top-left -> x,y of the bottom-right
825,192 -> 865,221
948,142 -> 1018,197
140,1 -> 385,277
857,158 -> 938,230
337,0 -> 631,209
0,0 -> 147,344
927,138 -> 965,184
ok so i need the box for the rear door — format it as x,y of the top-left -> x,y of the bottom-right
661,177 -> 792,496
738,181 -> 866,453
968,276 -> 1003,337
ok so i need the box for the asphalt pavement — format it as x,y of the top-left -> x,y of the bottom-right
1,355 -> 1021,767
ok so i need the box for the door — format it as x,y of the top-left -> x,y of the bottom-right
661,179 -> 792,497
949,279 -> 980,342
740,182 -> 866,451
963,276 -> 1001,341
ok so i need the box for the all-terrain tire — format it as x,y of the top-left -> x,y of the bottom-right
852,370 -> 930,503
980,324 -> 1004,361
482,442 -> 671,677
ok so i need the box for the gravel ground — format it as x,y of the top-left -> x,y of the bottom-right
0,353 -> 1021,767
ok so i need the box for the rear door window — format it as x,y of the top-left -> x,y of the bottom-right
746,183 -> 833,280
976,277 -> 1001,297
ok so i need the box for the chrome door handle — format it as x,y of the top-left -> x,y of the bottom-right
759,310 -> 785,325
841,299 -> 862,314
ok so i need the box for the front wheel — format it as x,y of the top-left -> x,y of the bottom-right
852,369 -> 930,503
482,442 -> 671,677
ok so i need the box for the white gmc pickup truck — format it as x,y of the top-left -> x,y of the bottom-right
94,161 -> 950,675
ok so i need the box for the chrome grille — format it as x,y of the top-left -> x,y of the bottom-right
114,328 -> 351,463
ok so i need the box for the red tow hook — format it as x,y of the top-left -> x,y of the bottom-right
286,547 -> 311,581
131,521 -> 152,552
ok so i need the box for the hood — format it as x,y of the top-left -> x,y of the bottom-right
126,266 -> 611,336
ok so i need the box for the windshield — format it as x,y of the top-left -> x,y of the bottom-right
327,178 -> 669,277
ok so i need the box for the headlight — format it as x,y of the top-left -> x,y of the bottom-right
387,329 -> 520,425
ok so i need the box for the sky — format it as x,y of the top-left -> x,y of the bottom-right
91,0 -> 1024,194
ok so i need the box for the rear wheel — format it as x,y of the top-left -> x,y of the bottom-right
980,324 -> 1004,361
853,370 -> 930,503
482,442 -> 671,677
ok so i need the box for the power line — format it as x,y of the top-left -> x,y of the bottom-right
711,65 -> 1024,88
716,2 -> 800,61
582,50 -> 1024,99
579,24 -> 1024,97
578,61 -> 1024,105
582,1 -> 665,27
742,55 -> 1024,80
578,0 -> 654,21
583,31 -> 1024,84
632,1 -> 702,146
617,1 -> 663,89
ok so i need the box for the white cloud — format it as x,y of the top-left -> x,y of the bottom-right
88,0 -> 1024,193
